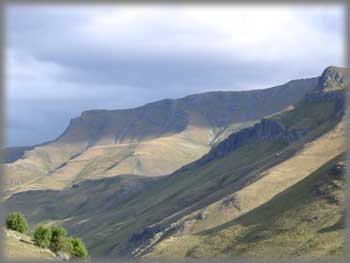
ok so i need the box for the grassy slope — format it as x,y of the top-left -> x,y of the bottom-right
147,153 -> 345,259
161,118 -> 344,237
4,229 -> 57,261
8,137 -> 292,255
3,126 -> 211,198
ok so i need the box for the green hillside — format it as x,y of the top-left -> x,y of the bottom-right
147,153 -> 345,259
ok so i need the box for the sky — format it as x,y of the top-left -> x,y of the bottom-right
5,3 -> 344,147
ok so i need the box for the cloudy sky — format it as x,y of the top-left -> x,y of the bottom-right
5,3 -> 344,147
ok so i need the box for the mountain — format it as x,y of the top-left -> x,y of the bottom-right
4,66 -> 348,259
4,76 -> 317,197
3,146 -> 34,164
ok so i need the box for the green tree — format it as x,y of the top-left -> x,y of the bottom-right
5,212 -> 28,233
67,237 -> 88,258
34,226 -> 52,248
50,226 -> 68,252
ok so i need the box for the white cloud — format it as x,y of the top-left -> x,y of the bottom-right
76,4 -> 344,62
5,3 -> 345,146
6,49 -> 141,101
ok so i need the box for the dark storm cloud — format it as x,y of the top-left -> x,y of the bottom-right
5,4 -> 344,146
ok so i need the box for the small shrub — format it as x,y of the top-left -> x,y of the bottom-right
67,237 -> 88,258
50,226 -> 68,252
6,212 -> 28,233
34,226 -> 52,248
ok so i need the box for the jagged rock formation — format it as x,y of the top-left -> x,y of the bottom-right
201,87 -> 345,164
318,66 -> 348,91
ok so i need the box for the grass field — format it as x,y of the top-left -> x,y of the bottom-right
4,229 -> 57,261
146,153 -> 345,259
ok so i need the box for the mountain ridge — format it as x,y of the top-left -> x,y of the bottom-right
3,65 -> 348,259
4,74 -> 320,198
56,77 -> 319,147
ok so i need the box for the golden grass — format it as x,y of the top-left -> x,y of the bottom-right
147,119 -> 345,243
4,125 -> 211,198
146,153 -> 345,259
4,229 -> 57,261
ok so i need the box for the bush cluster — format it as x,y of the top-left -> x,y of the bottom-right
34,226 -> 88,258
6,212 -> 28,233
34,226 -> 52,248
5,212 -> 88,259
50,226 -> 68,252
67,237 -> 89,258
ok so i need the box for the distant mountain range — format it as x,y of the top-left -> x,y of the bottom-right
4,66 -> 348,260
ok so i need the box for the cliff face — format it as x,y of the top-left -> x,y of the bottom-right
200,68 -> 346,164
54,78 -> 317,147
57,99 -> 189,146
202,119 -> 288,162
317,66 -> 347,91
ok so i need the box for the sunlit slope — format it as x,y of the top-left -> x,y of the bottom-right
147,154 -> 345,259
5,131 -> 210,196
4,78 -> 316,196
153,118 -> 344,236
4,229 -> 57,261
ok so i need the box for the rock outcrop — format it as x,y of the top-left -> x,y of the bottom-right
318,66 -> 348,91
